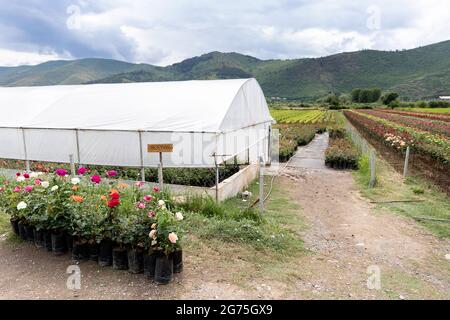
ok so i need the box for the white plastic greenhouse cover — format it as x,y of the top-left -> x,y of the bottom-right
0,78 -> 274,167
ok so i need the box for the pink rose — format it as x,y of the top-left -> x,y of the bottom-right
143,195 -> 153,202
24,185 -> 34,192
147,211 -> 156,218
135,181 -> 145,188
0,187 -> 4,192
55,169 -> 67,177
168,232 -> 178,244
153,186 -> 160,193
77,167 -> 87,175
107,170 -> 118,177
137,202 -> 146,209
13,186 -> 21,193
91,175 -> 101,184
35,179 -> 42,185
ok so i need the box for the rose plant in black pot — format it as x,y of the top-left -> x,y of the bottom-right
67,190 -> 104,262
46,171 -> 73,256
148,199 -> 183,285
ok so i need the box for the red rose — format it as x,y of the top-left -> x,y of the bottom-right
108,198 -> 120,208
23,173 -> 30,179
110,192 -> 120,200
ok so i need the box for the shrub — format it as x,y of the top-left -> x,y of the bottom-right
429,100 -> 450,108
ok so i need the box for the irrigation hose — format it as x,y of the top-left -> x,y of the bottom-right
249,152 -> 297,208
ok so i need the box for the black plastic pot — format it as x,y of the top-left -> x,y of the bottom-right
43,230 -> 53,251
72,240 -> 89,261
127,248 -> 144,274
88,242 -> 99,262
10,219 -> 19,236
112,247 -> 128,270
143,249 -> 158,279
66,234 -> 73,252
154,253 -> 173,285
18,221 -> 27,241
51,231 -> 67,256
98,239 -> 113,267
33,229 -> 45,248
25,225 -> 35,243
171,250 -> 183,273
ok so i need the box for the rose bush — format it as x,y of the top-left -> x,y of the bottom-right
0,169 -> 183,253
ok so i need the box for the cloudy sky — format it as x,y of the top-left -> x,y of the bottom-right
1,0 -> 449,66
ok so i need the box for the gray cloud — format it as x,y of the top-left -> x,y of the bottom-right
0,0 -> 449,66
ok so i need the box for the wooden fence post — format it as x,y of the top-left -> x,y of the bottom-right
369,150 -> 376,188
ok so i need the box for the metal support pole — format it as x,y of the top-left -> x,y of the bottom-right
158,152 -> 164,190
267,126 -> 272,165
138,131 -> 145,182
75,129 -> 81,165
69,154 -> 75,177
403,146 -> 410,179
213,153 -> 219,202
245,135 -> 250,165
259,157 -> 264,214
369,150 -> 376,188
21,128 -> 30,172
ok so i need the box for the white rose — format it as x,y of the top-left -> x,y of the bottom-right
17,201 -> 27,210
41,181 -> 50,189
175,212 -> 184,221
149,230 -> 157,239
158,200 -> 165,207
16,176 -> 25,182
71,177 -> 81,185
30,172 -> 39,178
51,185 -> 59,191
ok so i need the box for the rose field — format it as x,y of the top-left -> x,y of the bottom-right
344,109 -> 450,193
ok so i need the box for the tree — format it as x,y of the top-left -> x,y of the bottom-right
325,93 -> 340,108
382,92 -> 399,105
370,88 -> 382,102
351,88 -> 361,102
351,88 -> 381,103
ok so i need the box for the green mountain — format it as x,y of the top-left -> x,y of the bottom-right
0,58 -> 156,86
2,40 -> 450,100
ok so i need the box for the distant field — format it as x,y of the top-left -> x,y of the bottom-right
270,109 -> 335,124
400,108 -> 450,114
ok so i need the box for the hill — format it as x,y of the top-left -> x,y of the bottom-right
2,40 -> 450,100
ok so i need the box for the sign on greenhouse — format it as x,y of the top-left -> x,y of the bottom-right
147,144 -> 174,153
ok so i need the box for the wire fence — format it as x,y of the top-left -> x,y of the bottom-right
345,121 -> 377,187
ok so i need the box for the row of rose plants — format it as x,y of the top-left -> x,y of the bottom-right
325,129 -> 360,170
383,109 -> 450,123
0,169 -> 185,285
365,109 -> 450,138
344,110 -> 450,166
0,160 -> 240,188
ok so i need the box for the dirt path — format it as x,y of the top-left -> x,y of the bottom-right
1,133 -> 449,299
278,133 -> 450,299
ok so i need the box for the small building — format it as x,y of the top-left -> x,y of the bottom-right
438,96 -> 450,100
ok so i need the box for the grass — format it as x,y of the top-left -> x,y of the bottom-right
354,155 -> 450,238
178,176 -> 304,254
0,211 -> 10,235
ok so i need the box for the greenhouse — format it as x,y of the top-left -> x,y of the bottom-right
0,78 -> 274,169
